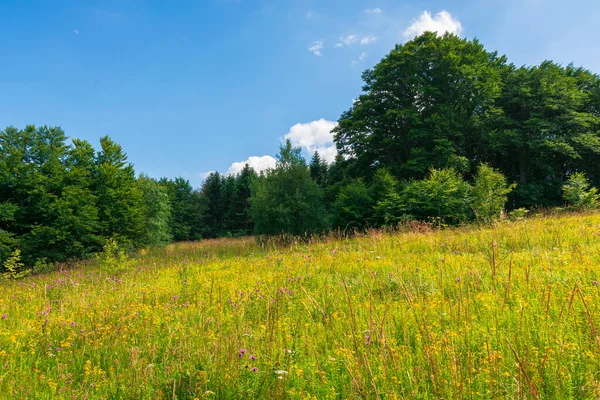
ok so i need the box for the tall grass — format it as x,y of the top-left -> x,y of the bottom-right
1,213 -> 600,398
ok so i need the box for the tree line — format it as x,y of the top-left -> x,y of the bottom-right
2,32 -> 600,272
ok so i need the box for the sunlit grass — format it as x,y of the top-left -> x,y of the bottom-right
2,213 -> 600,398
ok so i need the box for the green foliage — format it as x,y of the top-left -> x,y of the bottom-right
226,164 -> 257,236
562,172 -> 600,210
309,151 -> 328,186
370,169 -> 405,227
96,238 -> 130,274
161,177 -> 203,241
138,175 -> 172,246
0,202 -> 18,266
0,126 -> 173,270
201,172 -> 226,238
333,33 -> 600,208
32,257 -> 53,275
332,180 -> 374,231
334,32 -> 506,180
94,136 -> 144,247
472,164 -> 516,223
2,249 -> 30,280
402,168 -> 473,226
250,140 -> 329,236
508,208 -> 529,221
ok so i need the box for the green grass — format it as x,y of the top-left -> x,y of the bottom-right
2,213 -> 600,399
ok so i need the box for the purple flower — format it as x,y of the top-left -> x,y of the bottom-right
173,295 -> 179,300
71,322 -> 76,326
455,277 -> 460,282
1,314 -> 6,320
238,348 -> 247,358
56,347 -> 63,351
593,280 -> 599,286
249,354 -> 256,360
251,367 -> 258,372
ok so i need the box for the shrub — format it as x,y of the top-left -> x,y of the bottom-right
508,208 -> 529,221
96,239 -> 130,274
2,249 -> 30,280
401,168 -> 473,226
472,164 -> 516,224
32,258 -> 54,275
332,179 -> 374,231
562,172 -> 599,210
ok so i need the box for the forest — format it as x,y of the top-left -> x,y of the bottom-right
2,32 -> 600,271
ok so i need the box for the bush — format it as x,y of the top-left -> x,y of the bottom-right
472,164 -> 516,224
562,172 -> 599,210
96,239 -> 131,274
32,258 -> 54,275
332,179 -> 374,231
401,168 -> 473,226
508,208 -> 529,221
2,249 -> 30,280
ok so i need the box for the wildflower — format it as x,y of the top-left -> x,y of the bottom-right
1,314 -> 6,320
274,370 -> 288,375
249,354 -> 256,360
455,277 -> 460,282
251,367 -> 258,372
173,295 -> 179,300
285,349 -> 293,354
238,348 -> 247,358
593,280 -> 599,286
56,347 -> 63,351
70,322 -> 76,326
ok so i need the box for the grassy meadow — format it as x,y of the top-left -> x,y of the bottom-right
1,213 -> 600,399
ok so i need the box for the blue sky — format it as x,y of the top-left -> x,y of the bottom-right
2,0 -> 600,187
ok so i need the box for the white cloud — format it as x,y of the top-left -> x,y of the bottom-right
337,34 -> 377,47
404,11 -> 463,38
284,119 -> 338,163
365,8 -> 382,14
337,34 -> 359,47
360,35 -> 377,45
227,155 -> 277,176
308,40 -> 324,56
352,52 -> 368,65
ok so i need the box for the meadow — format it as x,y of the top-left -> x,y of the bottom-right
1,213 -> 600,399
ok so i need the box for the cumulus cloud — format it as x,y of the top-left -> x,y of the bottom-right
404,10 -> 463,38
227,155 -> 277,176
365,8 -> 382,14
308,40 -> 324,56
283,119 -> 338,163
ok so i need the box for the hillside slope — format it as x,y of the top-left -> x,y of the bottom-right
1,214 -> 600,398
